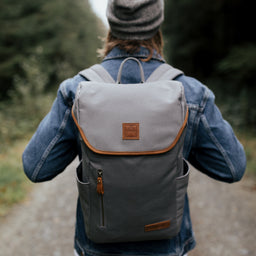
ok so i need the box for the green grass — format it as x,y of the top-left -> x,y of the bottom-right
237,131 -> 256,176
0,90 -> 54,218
0,94 -> 54,149
0,140 -> 32,217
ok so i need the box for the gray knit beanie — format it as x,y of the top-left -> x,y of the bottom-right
106,0 -> 164,40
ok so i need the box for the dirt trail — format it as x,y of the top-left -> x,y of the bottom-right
0,160 -> 77,256
0,160 -> 255,256
188,168 -> 256,256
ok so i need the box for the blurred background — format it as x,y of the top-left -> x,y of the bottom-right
0,0 -> 255,239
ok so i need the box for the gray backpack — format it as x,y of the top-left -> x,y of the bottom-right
72,57 -> 189,244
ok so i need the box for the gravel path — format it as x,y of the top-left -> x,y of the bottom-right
0,160 -> 78,256
188,168 -> 256,256
0,160 -> 255,256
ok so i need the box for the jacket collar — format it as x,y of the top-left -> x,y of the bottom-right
103,46 -> 165,62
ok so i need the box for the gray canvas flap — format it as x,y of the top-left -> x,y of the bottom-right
72,80 -> 188,155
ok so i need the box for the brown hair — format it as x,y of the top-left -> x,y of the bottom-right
100,30 -> 164,62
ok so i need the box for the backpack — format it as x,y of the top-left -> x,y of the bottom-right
72,57 -> 189,244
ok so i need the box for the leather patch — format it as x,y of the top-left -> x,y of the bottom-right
122,123 -> 139,140
144,220 -> 171,232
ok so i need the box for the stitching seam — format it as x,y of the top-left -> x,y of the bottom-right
201,115 -> 237,180
31,108 -> 71,181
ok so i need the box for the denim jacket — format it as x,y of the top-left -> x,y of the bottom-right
22,47 -> 246,256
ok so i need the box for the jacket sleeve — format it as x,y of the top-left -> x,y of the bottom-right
22,77 -> 81,182
188,89 -> 246,183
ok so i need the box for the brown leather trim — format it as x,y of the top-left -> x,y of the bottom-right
144,220 -> 171,232
122,123 -> 140,140
72,106 -> 189,156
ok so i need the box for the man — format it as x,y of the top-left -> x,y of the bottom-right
23,0 -> 246,255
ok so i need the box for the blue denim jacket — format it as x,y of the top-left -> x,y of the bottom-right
22,47 -> 246,256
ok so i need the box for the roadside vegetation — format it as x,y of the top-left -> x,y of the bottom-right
0,0 -> 105,217
237,131 -> 256,177
0,74 -> 54,217
0,140 -> 32,217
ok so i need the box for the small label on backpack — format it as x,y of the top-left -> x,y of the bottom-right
144,220 -> 171,232
122,123 -> 140,140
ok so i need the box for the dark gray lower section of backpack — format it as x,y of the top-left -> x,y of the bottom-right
76,140 -> 189,244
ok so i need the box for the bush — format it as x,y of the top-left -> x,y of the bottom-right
209,44 -> 256,128
0,54 -> 53,217
0,141 -> 31,217
0,53 -> 54,149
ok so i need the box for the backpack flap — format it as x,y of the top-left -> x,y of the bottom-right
72,80 -> 188,155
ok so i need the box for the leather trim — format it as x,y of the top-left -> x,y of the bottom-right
72,106 -> 189,156
144,220 -> 171,232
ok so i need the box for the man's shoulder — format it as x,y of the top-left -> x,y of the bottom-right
59,73 -> 86,107
176,74 -> 211,109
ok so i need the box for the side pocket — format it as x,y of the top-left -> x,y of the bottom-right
176,159 -> 190,230
76,162 -> 90,235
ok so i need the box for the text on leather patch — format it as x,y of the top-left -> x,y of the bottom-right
144,220 -> 171,232
122,123 -> 140,140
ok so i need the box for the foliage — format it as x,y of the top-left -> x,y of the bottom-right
0,53 -> 53,218
0,140 -> 32,217
163,0 -> 255,78
0,0 -> 105,99
0,0 -> 106,216
163,0 -> 256,128
215,44 -> 256,127
0,53 -> 54,147
237,131 -> 256,177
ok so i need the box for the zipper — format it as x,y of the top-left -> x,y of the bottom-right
97,170 -> 105,227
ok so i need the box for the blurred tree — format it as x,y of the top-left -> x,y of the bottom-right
0,0 -> 105,99
163,0 -> 255,78
217,44 -> 256,126
163,0 -> 256,127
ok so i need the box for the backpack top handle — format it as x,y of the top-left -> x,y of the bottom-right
116,57 -> 145,84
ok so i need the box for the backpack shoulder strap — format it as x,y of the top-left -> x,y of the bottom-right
146,63 -> 184,82
79,64 -> 115,83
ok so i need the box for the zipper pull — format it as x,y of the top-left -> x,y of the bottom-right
97,170 -> 104,195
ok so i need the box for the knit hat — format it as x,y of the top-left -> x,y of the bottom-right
106,0 -> 164,40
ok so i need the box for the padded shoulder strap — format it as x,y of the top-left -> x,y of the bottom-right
146,63 -> 184,82
79,64 -> 115,83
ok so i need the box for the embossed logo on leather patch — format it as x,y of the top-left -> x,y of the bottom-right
144,220 -> 171,232
122,123 -> 139,140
